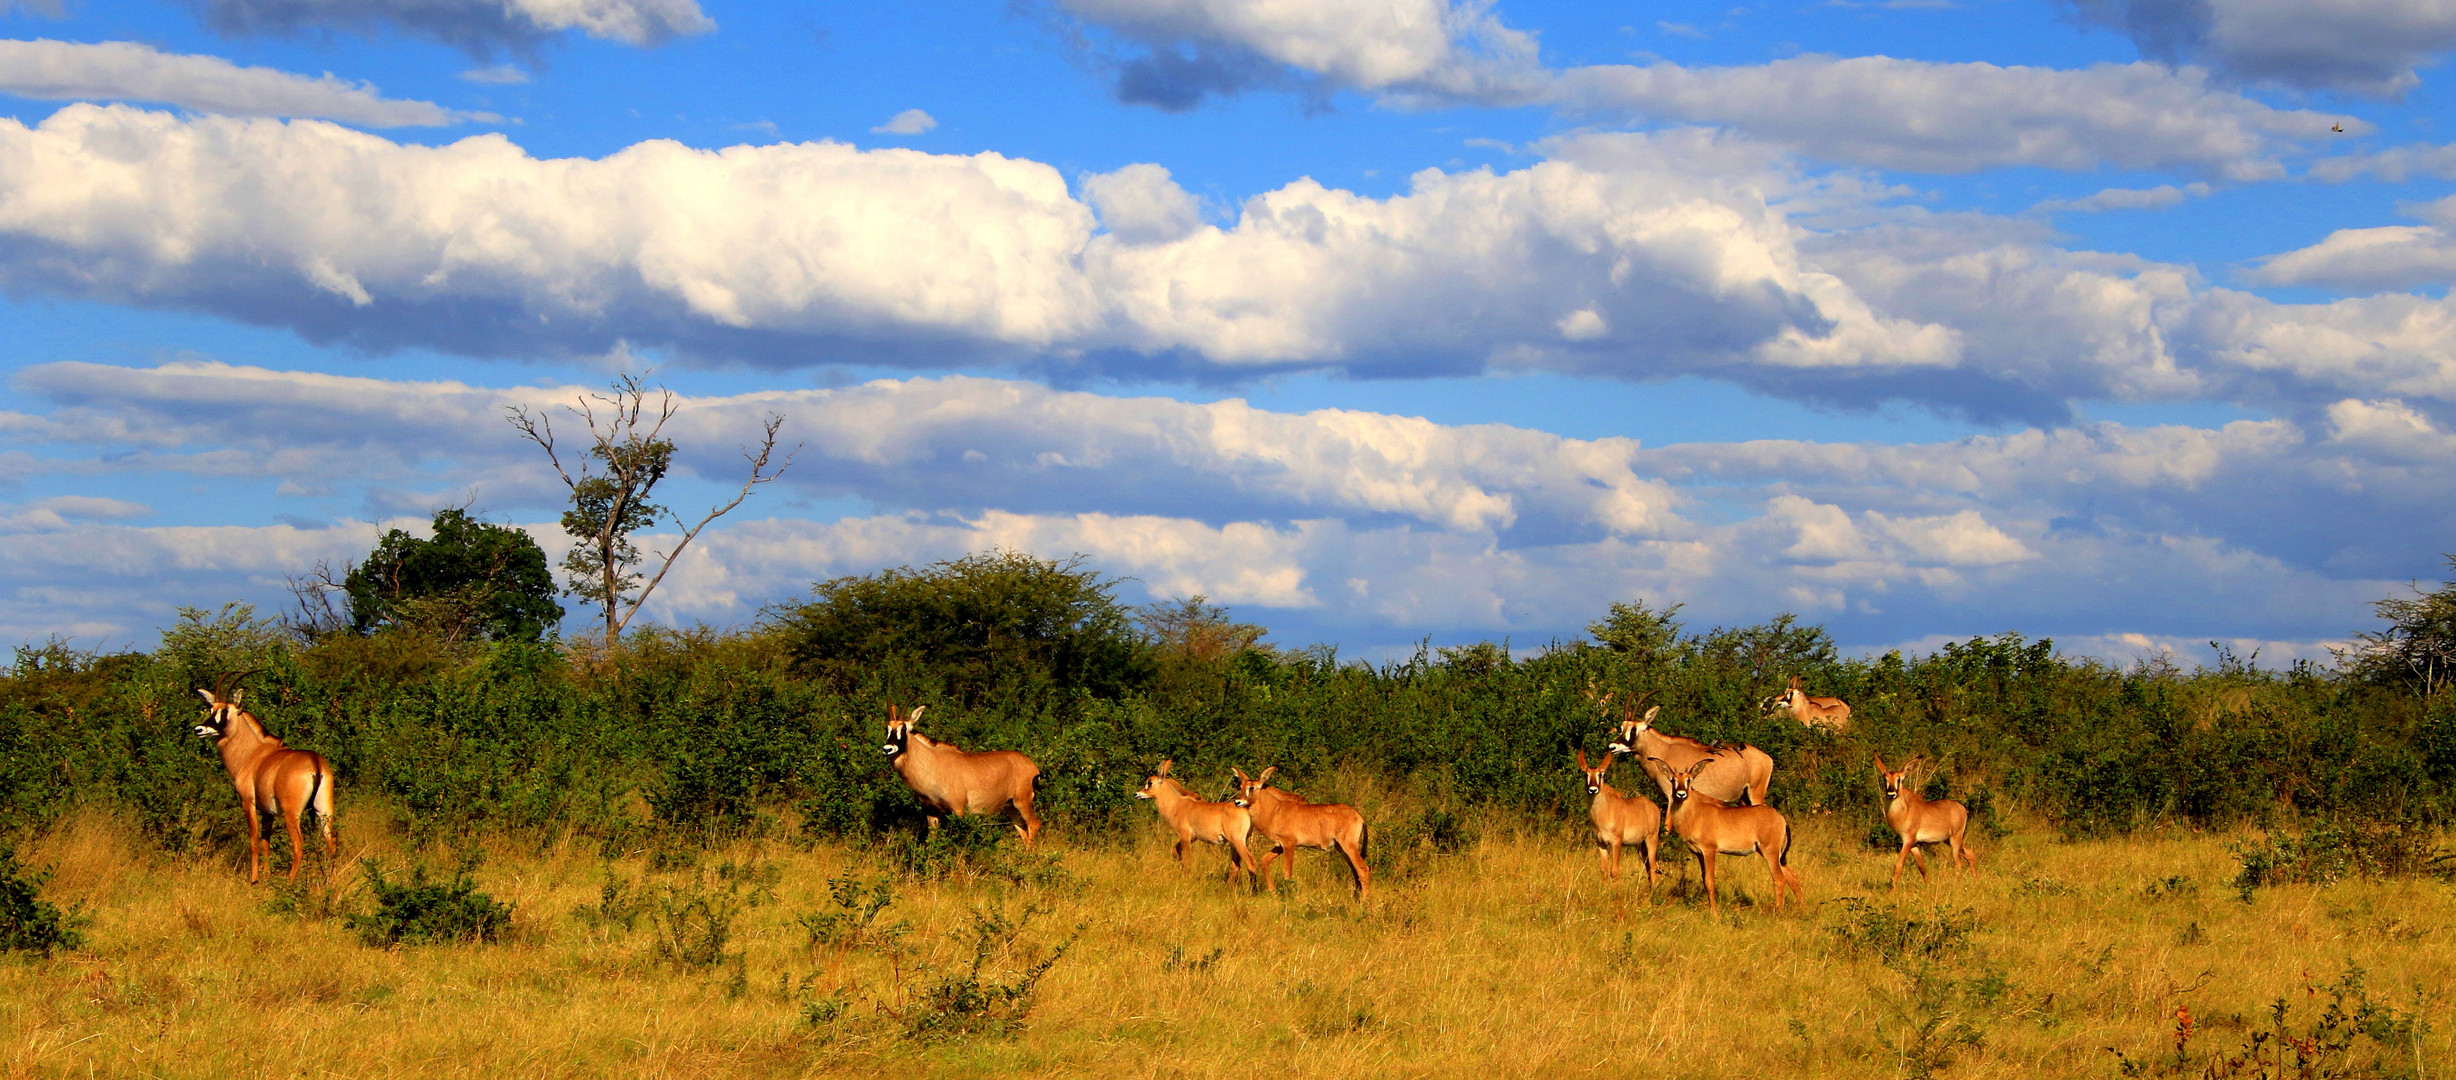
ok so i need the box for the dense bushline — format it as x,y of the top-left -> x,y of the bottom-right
3,556 -> 2453,865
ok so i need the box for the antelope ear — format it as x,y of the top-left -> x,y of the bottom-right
1158,759 -> 1173,776
1577,747 -> 1589,770
1233,768 -> 1250,783
1790,676 -> 1803,690
1642,706 -> 1659,722
229,688 -> 243,706
1257,766 -> 1277,784
1873,753 -> 1888,773
1905,755 -> 1925,771
908,705 -> 925,725
196,688 -> 216,704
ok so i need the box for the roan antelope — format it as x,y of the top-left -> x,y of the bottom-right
1135,759 -> 1255,884
1577,748 -> 1659,888
1653,755 -> 1803,917
1603,700 -> 1774,809
194,684 -> 336,884
1875,753 -> 1977,891
1231,767 -> 1370,900
1768,675 -> 1851,731
881,705 -> 1043,847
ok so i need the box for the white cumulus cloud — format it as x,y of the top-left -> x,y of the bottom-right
190,0 -> 714,57
0,39 -> 485,126
871,108 -> 936,135
2064,0 -> 2456,96
1549,57 -> 2351,180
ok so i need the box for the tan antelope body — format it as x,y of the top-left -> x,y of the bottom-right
1578,748 -> 1659,888
1770,676 -> 1851,731
1604,704 -> 1774,809
1232,767 -> 1370,899
1876,754 -> 1976,890
1136,760 -> 1255,883
194,687 -> 336,884
882,705 -> 1043,847
1654,755 -> 1802,917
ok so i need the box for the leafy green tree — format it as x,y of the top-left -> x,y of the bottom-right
1136,595 -> 1266,664
507,374 -> 789,643
773,549 -> 1155,704
342,508 -> 560,641
2347,554 -> 2456,696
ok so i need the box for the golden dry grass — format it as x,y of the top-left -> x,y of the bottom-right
3,808 -> 2450,1079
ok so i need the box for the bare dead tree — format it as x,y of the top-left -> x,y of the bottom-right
506,373 -> 794,643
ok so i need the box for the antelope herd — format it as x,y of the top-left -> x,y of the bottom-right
184,671 -> 1973,917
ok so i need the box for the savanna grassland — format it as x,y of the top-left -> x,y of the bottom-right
4,554 -> 2455,1077
2,804 -> 2448,1079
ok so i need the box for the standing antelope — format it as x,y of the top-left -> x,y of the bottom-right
1769,676 -> 1851,731
1135,760 -> 1255,884
1654,755 -> 1802,917
194,685 -> 336,884
1578,748 -> 1660,888
881,705 -> 1043,847
1231,767 -> 1370,900
1603,701 -> 1775,809
1875,754 -> 1976,891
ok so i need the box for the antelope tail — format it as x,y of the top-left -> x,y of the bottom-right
308,767 -> 334,830
1778,819 -> 1794,868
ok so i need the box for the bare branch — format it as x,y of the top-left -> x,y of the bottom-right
615,413 -> 797,637
504,407 -> 578,490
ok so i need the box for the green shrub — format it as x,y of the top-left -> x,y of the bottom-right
2109,964 -> 2423,1079
2230,819 -> 2448,900
1826,900 -> 1979,968
901,898 -> 1076,1043
0,847 -> 87,957
346,859 -> 512,946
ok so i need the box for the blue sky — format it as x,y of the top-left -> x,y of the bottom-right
3,0 -> 2455,663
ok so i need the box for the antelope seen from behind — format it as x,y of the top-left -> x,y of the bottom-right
194,684 -> 336,884
1232,767 -> 1370,900
882,705 -> 1043,847
1602,698 -> 1774,809
1136,759 -> 1255,884
1769,676 -> 1851,731
1653,755 -> 1802,917
1875,753 -> 1976,891
1577,748 -> 1659,888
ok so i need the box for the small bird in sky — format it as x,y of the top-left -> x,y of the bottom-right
2333,123 -> 2345,133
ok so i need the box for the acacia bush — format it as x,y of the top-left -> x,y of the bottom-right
3,553 -> 2451,859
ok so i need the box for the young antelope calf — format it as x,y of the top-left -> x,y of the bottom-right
1875,753 -> 1977,891
1578,747 -> 1660,889
1654,755 -> 1803,917
1231,767 -> 1371,900
1136,760 -> 1255,885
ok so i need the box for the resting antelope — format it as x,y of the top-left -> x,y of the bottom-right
193,685 -> 336,884
1578,748 -> 1659,888
1875,754 -> 1977,890
1654,755 -> 1802,917
1602,699 -> 1774,809
1769,676 -> 1851,731
881,705 -> 1043,847
1136,760 -> 1255,884
1231,767 -> 1370,900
